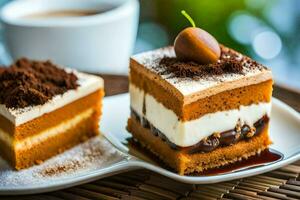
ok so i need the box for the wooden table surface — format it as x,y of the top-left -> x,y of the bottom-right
2,75 -> 300,200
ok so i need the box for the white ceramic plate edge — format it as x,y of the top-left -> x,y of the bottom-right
0,95 -> 300,195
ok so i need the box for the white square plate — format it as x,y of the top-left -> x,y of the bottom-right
0,93 -> 300,195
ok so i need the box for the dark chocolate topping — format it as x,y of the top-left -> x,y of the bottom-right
0,58 -> 78,109
145,45 -> 266,82
158,46 -> 257,79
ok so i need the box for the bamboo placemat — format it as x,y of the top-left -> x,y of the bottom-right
2,75 -> 300,200
3,164 -> 300,200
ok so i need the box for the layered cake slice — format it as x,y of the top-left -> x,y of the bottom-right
0,58 -> 104,170
127,45 -> 273,175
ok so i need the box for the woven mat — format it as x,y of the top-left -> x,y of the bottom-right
2,161 -> 300,200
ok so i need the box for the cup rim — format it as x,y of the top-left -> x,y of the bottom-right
0,0 -> 138,27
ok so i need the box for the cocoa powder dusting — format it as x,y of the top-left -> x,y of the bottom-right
39,141 -> 103,177
158,46 -> 246,79
0,58 -> 78,108
41,160 -> 83,177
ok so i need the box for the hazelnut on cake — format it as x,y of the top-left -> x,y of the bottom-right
0,58 -> 104,170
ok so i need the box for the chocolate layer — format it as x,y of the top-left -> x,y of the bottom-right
130,108 -> 269,154
127,116 -> 271,174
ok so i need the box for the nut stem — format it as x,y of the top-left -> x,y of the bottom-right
181,10 -> 196,27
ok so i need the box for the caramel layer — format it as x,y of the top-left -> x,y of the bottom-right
130,65 -> 272,121
127,117 -> 271,175
0,89 -> 104,140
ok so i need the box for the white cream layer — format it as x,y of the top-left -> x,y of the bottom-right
0,108 -> 94,151
130,84 -> 271,147
0,71 -> 103,126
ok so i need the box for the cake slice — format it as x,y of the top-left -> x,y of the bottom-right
127,46 -> 273,175
0,58 -> 104,170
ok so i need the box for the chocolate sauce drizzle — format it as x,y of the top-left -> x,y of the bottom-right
131,108 -> 269,154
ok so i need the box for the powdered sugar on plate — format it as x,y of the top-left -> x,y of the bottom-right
0,136 -> 126,187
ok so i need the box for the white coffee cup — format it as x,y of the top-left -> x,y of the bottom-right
0,0 -> 139,74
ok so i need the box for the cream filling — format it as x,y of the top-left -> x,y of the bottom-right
0,108 -> 94,151
130,84 -> 271,147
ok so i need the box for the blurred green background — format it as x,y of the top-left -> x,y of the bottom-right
0,0 -> 299,90
136,0 -> 300,90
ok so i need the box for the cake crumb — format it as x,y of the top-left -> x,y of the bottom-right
35,160 -> 44,165
213,132 -> 221,138
247,127 -> 256,138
